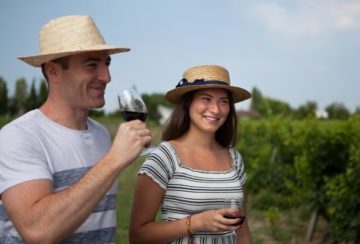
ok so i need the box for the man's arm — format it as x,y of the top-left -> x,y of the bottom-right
2,120 -> 151,243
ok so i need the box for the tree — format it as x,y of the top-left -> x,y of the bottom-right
0,76 -> 8,115
250,87 -> 293,118
325,102 -> 350,120
295,101 -> 317,119
250,87 -> 264,112
14,78 -> 28,115
142,93 -> 173,123
352,106 -> 360,120
38,79 -> 48,106
25,79 -> 38,111
265,98 -> 293,117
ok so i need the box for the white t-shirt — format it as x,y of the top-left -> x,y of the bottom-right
0,110 -> 117,243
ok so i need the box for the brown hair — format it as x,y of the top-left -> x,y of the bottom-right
41,56 -> 70,82
162,90 -> 238,147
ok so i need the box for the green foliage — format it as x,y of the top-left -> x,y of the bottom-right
0,116 -> 14,128
89,109 -> 105,117
0,77 -> 48,116
323,120 -> 360,241
266,206 -> 280,226
141,93 -> 173,123
238,118 -> 360,242
249,86 -> 293,118
352,106 -> 360,119
25,79 -> 38,111
325,102 -> 350,120
294,120 -> 352,211
238,119 -> 298,195
252,190 -> 294,210
14,77 -> 27,113
0,77 -> 8,115
294,101 -> 317,119
38,79 -> 48,105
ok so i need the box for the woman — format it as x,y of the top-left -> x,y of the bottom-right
129,65 -> 252,243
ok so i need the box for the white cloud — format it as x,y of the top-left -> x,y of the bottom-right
250,0 -> 360,38
332,3 -> 360,29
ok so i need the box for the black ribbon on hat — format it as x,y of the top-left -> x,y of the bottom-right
176,79 -> 229,88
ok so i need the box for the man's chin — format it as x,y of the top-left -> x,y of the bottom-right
90,101 -> 105,109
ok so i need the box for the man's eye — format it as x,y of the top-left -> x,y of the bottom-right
86,63 -> 98,69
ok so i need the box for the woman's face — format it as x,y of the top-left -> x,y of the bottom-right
188,88 -> 230,134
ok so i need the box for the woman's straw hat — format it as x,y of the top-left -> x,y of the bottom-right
18,15 -> 130,67
165,65 -> 251,104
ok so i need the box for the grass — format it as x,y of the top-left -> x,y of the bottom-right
115,157 -> 143,243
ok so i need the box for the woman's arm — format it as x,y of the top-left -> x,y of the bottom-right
129,175 -> 188,243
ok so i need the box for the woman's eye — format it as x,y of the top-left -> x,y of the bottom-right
202,97 -> 211,102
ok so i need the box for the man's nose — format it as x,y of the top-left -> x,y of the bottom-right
98,66 -> 111,83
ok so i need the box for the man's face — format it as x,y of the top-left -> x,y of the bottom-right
55,51 -> 112,110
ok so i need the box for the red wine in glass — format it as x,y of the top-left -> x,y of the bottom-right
224,198 -> 245,226
121,111 -> 147,122
224,214 -> 246,226
118,88 -> 147,122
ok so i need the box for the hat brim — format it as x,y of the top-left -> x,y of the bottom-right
165,84 -> 251,104
17,44 -> 130,67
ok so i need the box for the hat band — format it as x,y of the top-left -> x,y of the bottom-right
176,79 -> 228,88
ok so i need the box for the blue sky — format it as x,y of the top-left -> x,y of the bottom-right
1,0 -> 359,113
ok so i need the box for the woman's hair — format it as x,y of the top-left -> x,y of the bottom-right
162,90 -> 238,147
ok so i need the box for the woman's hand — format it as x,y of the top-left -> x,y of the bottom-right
191,208 -> 243,233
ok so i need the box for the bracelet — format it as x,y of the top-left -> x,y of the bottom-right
185,215 -> 193,237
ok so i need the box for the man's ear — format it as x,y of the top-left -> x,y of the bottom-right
45,62 -> 61,84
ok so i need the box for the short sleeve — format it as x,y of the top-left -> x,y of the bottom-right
0,125 -> 52,194
138,143 -> 176,190
231,148 -> 247,187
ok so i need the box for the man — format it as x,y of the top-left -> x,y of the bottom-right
0,15 -> 151,243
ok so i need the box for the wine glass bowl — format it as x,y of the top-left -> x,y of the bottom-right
117,87 -> 157,156
224,198 -> 245,226
118,88 -> 148,122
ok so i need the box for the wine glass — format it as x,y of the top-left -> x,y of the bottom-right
118,87 -> 147,122
224,198 -> 246,229
117,87 -> 156,155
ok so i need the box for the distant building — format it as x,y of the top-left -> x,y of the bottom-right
316,110 -> 328,119
157,105 -> 173,125
236,109 -> 261,120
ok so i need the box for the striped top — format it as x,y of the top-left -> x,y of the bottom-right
139,142 -> 247,244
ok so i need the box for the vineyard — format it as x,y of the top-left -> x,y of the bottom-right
235,118 -> 360,243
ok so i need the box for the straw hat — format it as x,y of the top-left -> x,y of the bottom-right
165,65 -> 251,104
18,15 -> 130,67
